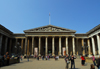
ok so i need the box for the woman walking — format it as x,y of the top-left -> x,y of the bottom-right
81,55 -> 85,66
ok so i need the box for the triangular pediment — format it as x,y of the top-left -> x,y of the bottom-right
24,25 -> 76,33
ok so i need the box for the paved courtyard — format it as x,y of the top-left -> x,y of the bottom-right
0,58 -> 98,69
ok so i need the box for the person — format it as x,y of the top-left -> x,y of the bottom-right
2,55 -> 5,66
48,55 -> 49,60
81,55 -> 85,66
65,54 -> 70,69
90,55 -> 96,66
20,55 -> 22,61
42,55 -> 44,60
90,64 -> 95,69
97,56 -> 100,69
27,55 -> 29,61
7,55 -> 10,65
45,55 -> 47,60
70,55 -> 76,69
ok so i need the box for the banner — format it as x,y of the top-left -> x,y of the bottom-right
34,47 -> 38,56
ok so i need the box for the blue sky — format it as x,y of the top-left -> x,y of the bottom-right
0,0 -> 100,33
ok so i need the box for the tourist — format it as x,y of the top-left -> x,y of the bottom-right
90,64 -> 95,69
65,54 -> 70,69
27,55 -> 29,61
45,55 -> 47,60
70,55 -> 76,69
48,55 -> 49,60
97,56 -> 100,69
7,55 -> 10,65
90,55 -> 96,66
81,55 -> 85,66
20,55 -> 22,61
42,55 -> 44,60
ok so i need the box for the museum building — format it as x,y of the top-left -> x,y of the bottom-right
0,24 -> 100,57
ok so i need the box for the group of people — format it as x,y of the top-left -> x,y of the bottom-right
1,52 -> 10,66
90,55 -> 100,69
65,55 -> 76,69
65,54 -> 100,69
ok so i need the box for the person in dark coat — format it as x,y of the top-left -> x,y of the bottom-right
70,55 -> 76,69
97,56 -> 100,69
7,55 -> 10,65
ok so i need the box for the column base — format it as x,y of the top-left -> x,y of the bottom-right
59,54 -> 62,56
31,54 -> 34,56
88,54 -> 92,57
24,54 -> 26,56
52,54 -> 55,56
38,54 -> 41,56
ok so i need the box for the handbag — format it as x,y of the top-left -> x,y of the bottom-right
67,60 -> 70,64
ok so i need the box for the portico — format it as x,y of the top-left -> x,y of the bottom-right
0,24 -> 100,57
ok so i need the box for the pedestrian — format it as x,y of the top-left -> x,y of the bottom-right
97,56 -> 100,69
27,55 -> 29,61
90,55 -> 96,66
42,55 -> 44,60
65,54 -> 70,69
48,55 -> 49,60
7,55 -> 10,65
20,55 -> 22,61
45,55 -> 47,60
90,64 -> 95,69
81,55 -> 85,66
70,55 -> 76,69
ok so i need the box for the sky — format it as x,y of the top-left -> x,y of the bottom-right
0,0 -> 100,33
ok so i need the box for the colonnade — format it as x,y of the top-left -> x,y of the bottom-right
23,36 -> 75,56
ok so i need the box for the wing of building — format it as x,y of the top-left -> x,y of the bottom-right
0,24 -> 100,57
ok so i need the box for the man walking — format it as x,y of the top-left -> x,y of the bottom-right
70,55 -> 76,69
65,54 -> 69,69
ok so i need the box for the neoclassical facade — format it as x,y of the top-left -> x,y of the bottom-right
0,24 -> 100,57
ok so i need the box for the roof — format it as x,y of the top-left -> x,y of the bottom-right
86,24 -> 100,34
0,24 -> 13,34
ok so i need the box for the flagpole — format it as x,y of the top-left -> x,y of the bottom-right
49,13 -> 50,25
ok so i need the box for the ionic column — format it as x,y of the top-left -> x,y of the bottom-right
59,36 -> 61,56
65,37 -> 68,55
39,37 -> 41,56
52,36 -> 55,56
32,37 -> 34,56
27,39 -> 30,56
45,37 -> 48,56
5,37 -> 8,54
0,34 -> 3,55
87,39 -> 91,56
76,38 -> 78,55
96,34 -> 100,55
21,39 -> 24,54
82,39 -> 85,56
9,39 -> 12,54
91,37 -> 96,55
24,37 -> 27,56
72,37 -> 75,55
